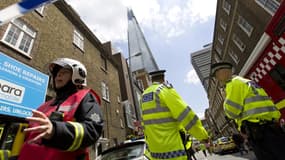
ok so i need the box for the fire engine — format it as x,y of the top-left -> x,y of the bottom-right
240,0 -> 285,120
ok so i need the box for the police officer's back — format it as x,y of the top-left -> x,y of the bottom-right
141,70 -> 208,160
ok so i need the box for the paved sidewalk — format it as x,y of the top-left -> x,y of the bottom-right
192,150 -> 257,160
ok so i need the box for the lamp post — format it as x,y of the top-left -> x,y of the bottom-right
127,52 -> 142,122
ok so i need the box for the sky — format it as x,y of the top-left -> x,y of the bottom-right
65,0 -> 217,118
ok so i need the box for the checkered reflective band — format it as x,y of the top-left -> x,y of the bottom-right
150,150 -> 187,159
249,35 -> 285,82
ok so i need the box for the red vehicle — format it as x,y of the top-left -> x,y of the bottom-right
240,1 -> 285,120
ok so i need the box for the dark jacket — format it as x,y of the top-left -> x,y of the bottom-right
232,133 -> 244,145
42,86 -> 104,150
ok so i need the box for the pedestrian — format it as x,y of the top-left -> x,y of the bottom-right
207,139 -> 214,155
141,70 -> 208,160
17,58 -> 104,160
205,140 -> 212,155
231,133 -> 248,155
211,61 -> 285,160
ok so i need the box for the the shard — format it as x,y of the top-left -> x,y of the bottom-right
127,8 -> 159,73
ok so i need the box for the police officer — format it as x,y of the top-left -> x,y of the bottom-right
141,70 -> 208,160
18,58 -> 104,160
211,61 -> 285,160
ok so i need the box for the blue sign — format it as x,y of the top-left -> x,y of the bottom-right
0,52 -> 49,118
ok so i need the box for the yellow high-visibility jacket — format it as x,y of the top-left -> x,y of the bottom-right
224,76 -> 281,128
141,82 -> 208,160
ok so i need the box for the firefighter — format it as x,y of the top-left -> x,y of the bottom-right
141,70 -> 208,160
211,61 -> 285,160
17,58 -> 104,160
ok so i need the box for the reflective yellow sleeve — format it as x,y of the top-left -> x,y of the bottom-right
224,80 -> 247,119
66,121 -> 84,151
0,150 -> 10,160
161,87 -> 208,140
160,88 -> 189,119
187,119 -> 208,140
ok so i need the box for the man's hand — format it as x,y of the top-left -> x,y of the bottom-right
24,110 -> 54,143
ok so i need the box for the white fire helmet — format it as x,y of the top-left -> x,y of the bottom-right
49,58 -> 87,86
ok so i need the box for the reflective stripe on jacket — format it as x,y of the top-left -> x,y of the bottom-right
224,76 -> 280,128
18,89 -> 91,160
0,150 -> 10,160
141,82 -> 208,159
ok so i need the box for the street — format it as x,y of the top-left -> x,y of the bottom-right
194,151 -> 257,160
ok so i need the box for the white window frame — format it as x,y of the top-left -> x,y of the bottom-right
238,15 -> 254,37
223,0 -> 231,15
73,29 -> 84,51
101,56 -> 108,71
255,0 -> 280,16
1,19 -> 36,57
232,34 -> 246,52
229,48 -> 240,64
137,79 -> 144,90
35,6 -> 45,15
101,82 -> 110,102
120,119 -> 125,129
220,19 -> 227,31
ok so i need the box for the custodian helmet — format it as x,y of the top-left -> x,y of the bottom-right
48,58 -> 87,86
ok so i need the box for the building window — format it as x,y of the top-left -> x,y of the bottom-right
220,19 -> 227,31
101,55 -> 108,71
255,0 -> 280,15
223,0 -> 231,15
238,16 -> 254,36
233,34 -> 246,52
137,79 -> 144,90
1,19 -> 36,57
216,45 -> 222,56
214,54 -> 221,62
218,33 -> 224,45
124,103 -> 135,129
35,6 -> 45,15
215,92 -> 224,111
120,119 -> 125,129
73,29 -> 84,51
229,49 -> 240,64
101,82 -> 110,101
269,64 -> 285,91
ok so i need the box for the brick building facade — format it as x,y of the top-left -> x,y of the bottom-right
207,0 -> 282,138
0,0 -> 129,158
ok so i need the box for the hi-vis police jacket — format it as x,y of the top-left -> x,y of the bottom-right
141,82 -> 208,160
224,76 -> 281,128
18,89 -> 103,160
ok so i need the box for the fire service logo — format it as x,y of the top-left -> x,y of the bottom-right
0,79 -> 25,103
